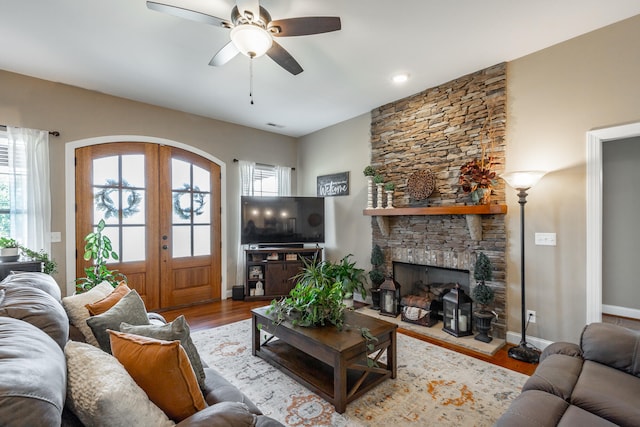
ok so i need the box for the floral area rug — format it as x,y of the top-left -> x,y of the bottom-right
191,319 -> 527,427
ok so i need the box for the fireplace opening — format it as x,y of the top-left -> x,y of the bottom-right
391,262 -> 472,328
392,262 -> 470,297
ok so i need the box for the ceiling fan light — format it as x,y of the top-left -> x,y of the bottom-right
230,25 -> 273,58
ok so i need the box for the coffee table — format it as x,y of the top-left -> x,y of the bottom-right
251,306 -> 397,413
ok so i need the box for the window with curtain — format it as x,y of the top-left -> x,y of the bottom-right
251,164 -> 278,196
0,127 -> 51,254
0,131 -> 18,236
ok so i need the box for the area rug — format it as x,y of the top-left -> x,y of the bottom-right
191,320 -> 527,427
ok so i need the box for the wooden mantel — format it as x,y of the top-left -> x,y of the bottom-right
363,204 -> 508,240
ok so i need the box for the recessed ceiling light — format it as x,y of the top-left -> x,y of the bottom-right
391,73 -> 409,84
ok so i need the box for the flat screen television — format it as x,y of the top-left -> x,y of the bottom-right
241,196 -> 325,245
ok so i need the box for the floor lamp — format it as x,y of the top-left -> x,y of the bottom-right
501,170 -> 547,364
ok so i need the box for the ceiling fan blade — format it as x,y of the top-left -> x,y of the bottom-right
146,1 -> 230,28
268,17 -> 341,37
209,41 -> 240,67
235,0 -> 260,22
267,41 -> 303,75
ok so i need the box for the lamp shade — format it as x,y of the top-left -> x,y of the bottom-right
230,24 -> 273,58
501,171 -> 547,190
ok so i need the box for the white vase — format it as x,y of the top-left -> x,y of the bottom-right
366,176 -> 374,209
376,183 -> 384,209
385,190 -> 394,209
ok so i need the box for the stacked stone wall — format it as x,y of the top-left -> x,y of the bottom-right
369,63 -> 507,338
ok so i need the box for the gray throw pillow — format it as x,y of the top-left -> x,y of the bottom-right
86,290 -> 149,353
120,315 -> 206,389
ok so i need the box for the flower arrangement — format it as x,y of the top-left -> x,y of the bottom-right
459,158 -> 497,204
459,106 -> 499,204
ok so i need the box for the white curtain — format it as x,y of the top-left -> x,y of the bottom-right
236,161 -> 255,286
6,127 -> 51,254
276,165 -> 292,196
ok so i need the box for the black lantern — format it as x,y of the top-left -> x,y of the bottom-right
379,277 -> 401,317
442,284 -> 473,337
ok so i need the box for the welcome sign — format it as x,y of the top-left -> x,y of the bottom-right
317,172 -> 349,197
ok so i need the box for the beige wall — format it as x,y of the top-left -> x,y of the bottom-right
297,113 -> 372,294
506,13 -> 640,343
297,14 -> 640,343
0,70 -> 296,296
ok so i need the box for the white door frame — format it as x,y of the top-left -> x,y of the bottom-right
586,122 -> 640,323
64,136 -> 227,298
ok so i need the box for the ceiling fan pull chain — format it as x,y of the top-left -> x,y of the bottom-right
249,56 -> 254,105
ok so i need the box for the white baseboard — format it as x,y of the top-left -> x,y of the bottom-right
506,331 -> 554,352
602,304 -> 640,319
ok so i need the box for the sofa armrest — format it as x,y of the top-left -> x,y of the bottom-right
581,322 -> 640,377
175,402 -> 259,427
540,341 -> 582,363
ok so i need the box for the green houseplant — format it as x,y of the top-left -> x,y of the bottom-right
471,252 -> 496,343
0,237 -> 57,274
267,257 -> 345,328
75,219 -> 127,293
266,256 -> 379,366
329,254 -> 367,307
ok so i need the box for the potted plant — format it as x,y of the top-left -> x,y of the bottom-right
471,252 -> 497,343
328,254 -> 367,308
368,245 -> 385,310
363,166 -> 376,209
0,237 -> 20,261
267,257 -> 345,328
75,219 -> 127,293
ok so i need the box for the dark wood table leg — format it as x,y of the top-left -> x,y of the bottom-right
334,352 -> 347,414
252,312 -> 259,356
389,329 -> 397,378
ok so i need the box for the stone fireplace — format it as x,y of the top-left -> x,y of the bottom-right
368,63 -> 507,339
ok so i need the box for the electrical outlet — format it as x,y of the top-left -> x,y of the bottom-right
527,310 -> 536,323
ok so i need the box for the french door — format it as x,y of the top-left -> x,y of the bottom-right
75,142 -> 221,310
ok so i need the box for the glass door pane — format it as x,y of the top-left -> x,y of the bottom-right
171,159 -> 211,258
92,154 -> 146,262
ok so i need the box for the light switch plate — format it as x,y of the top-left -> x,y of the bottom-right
535,232 -> 556,246
50,231 -> 62,243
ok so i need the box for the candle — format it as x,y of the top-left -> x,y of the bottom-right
459,314 -> 467,331
384,294 -> 393,313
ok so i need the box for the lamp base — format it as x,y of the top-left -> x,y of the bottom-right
508,343 -> 540,364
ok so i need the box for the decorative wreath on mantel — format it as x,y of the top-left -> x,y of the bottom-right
173,184 -> 206,220
407,170 -> 436,200
95,179 -> 142,219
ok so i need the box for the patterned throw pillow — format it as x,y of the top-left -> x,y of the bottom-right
109,330 -> 207,422
120,315 -> 206,389
62,281 -> 114,346
86,289 -> 150,353
64,340 -> 174,427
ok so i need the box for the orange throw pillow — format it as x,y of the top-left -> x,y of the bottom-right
108,330 -> 206,422
85,282 -> 130,316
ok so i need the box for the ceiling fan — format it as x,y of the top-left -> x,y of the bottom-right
146,0 -> 341,75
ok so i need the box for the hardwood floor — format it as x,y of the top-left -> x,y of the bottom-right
159,299 -> 537,376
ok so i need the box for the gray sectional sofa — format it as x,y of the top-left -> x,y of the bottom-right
496,322 -> 640,426
0,271 -> 283,427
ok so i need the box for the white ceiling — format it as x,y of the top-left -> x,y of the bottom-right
2,1 -> 640,137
